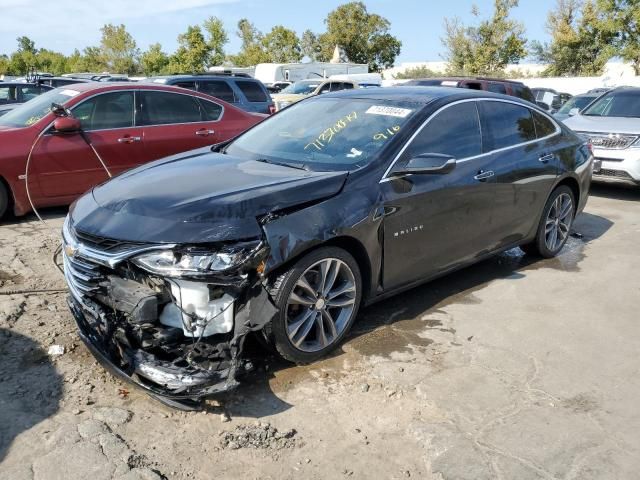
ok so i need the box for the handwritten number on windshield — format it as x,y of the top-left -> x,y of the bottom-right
373,125 -> 400,141
304,111 -> 358,151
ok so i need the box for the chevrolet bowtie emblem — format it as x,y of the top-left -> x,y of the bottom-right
64,244 -> 78,258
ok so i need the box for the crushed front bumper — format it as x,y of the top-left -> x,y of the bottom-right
67,294 -> 242,410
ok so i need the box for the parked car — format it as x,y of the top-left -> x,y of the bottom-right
272,79 -> 358,111
61,86 -> 592,407
36,76 -> 92,87
266,81 -> 292,94
532,88 -> 572,113
564,86 -> 640,185
148,75 -> 274,114
554,91 -> 603,122
403,77 -> 535,102
0,82 -> 53,110
0,83 -> 265,219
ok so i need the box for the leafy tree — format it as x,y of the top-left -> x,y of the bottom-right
317,2 -> 401,72
597,0 -> 640,74
168,25 -> 211,73
394,65 -> 440,79
228,19 -> 270,66
442,0 -> 527,75
0,55 -> 10,75
532,0 -> 614,76
141,43 -> 170,75
99,24 -> 140,74
36,49 -> 69,75
301,29 -> 321,61
16,36 -> 36,54
262,26 -> 302,63
203,16 -> 228,66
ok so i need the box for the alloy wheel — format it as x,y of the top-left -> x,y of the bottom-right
285,258 -> 357,353
544,192 -> 573,252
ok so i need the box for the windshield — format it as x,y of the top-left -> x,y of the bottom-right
280,81 -> 322,95
0,88 -> 80,128
557,95 -> 597,114
225,97 -> 420,171
582,90 -> 640,118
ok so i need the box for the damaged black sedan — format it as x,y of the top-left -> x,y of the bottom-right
63,87 -> 593,408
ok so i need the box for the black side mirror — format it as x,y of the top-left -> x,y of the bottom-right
392,153 -> 456,176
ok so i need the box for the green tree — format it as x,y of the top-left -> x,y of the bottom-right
140,43 -> 170,75
317,2 -> 401,72
262,25 -> 302,63
532,0 -> 614,76
301,29 -> 321,61
168,25 -> 212,73
228,19 -> 270,66
36,49 -> 69,75
0,55 -> 10,75
597,0 -> 640,74
99,24 -> 140,74
203,16 -> 228,66
394,65 -> 440,79
442,0 -> 527,75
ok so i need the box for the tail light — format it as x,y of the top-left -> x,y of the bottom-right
268,104 -> 276,115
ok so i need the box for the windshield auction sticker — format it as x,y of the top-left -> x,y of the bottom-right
59,89 -> 80,97
365,105 -> 412,118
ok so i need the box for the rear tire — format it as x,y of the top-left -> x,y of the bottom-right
0,182 -> 9,220
266,247 -> 362,364
522,185 -> 575,258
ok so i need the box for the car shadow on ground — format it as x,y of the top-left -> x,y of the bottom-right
589,183 -> 640,202
0,206 -> 69,226
226,211 -> 614,415
0,327 -> 63,462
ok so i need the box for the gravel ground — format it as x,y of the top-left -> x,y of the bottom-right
1,183 -> 639,480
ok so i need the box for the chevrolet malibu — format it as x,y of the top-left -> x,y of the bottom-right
62,87 -> 593,408
0,83 -> 264,219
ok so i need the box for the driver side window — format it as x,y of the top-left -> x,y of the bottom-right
71,91 -> 134,131
402,102 -> 482,161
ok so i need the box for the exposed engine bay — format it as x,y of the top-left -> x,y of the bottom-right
62,217 -> 277,409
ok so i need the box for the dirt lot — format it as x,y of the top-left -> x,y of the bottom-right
1,183 -> 639,480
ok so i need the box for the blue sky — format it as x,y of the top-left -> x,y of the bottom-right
0,0 -> 556,63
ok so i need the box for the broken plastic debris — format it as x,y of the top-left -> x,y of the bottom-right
47,345 -> 65,356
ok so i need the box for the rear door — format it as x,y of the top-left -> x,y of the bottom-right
381,101 -> 498,289
33,90 -> 144,198
138,90 -> 222,160
477,100 -> 560,247
198,80 -> 237,105
235,80 -> 271,113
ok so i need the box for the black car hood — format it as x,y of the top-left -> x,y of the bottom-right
70,149 -> 348,244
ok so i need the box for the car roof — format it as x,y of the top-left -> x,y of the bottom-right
323,86 -> 526,104
409,76 -> 527,86
0,82 -> 47,87
148,75 -> 258,81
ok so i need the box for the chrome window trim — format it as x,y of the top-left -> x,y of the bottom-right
380,97 -> 562,182
42,88 -> 225,134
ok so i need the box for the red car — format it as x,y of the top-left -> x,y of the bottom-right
0,83 -> 264,218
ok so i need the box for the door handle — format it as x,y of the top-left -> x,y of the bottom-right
195,129 -> 215,136
117,136 -> 141,144
474,170 -> 495,181
539,153 -> 555,163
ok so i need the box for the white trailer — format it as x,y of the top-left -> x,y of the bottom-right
254,62 -> 368,86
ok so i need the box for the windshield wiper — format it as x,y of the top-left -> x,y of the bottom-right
255,158 -> 309,171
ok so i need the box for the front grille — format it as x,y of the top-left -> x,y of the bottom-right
593,168 -> 633,179
579,132 -> 638,150
63,250 -> 105,299
74,229 -> 146,253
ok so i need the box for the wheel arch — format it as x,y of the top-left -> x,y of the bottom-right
555,175 -> 580,213
265,235 -> 373,302
0,174 -> 15,215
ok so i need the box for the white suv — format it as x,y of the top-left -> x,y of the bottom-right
564,87 -> 640,185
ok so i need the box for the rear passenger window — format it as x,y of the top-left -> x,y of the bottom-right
174,81 -> 196,90
404,102 -> 482,160
481,102 -> 536,150
236,81 -> 267,102
199,99 -> 223,121
533,111 -> 557,138
140,91 -> 202,125
199,81 -> 236,103
343,83 -> 354,89
488,83 -> 507,94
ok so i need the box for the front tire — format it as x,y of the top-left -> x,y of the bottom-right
0,182 -> 9,220
522,185 -> 575,258
267,247 -> 362,364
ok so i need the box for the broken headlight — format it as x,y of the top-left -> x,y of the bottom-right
132,242 -> 262,277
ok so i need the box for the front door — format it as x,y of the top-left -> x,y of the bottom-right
381,101 -> 497,290
32,90 -> 144,199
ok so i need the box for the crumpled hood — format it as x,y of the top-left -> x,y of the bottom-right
564,115 -> 640,135
70,148 -> 348,244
